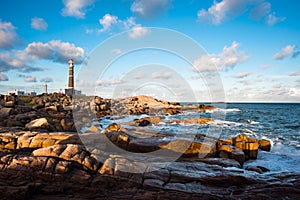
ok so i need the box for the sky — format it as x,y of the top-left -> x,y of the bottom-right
0,0 -> 299,102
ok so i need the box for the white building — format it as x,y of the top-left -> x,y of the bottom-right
7,90 -> 25,96
7,90 -> 37,96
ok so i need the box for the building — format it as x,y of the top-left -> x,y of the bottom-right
7,90 -> 25,96
65,59 -> 83,96
44,84 -> 48,94
7,90 -> 36,96
25,91 -> 37,96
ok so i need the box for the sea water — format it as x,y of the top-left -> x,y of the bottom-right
98,103 -> 300,173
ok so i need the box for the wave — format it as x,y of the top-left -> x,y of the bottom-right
206,108 -> 241,113
247,120 -> 260,125
208,120 -> 242,127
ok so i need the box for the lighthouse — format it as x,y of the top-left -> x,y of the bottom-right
65,59 -> 82,96
68,59 -> 74,94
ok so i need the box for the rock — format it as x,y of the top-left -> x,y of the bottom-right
99,158 -> 115,175
46,105 -> 64,112
60,118 -> 76,132
14,114 -> 31,124
160,140 -> 217,158
25,118 -> 49,130
244,142 -> 259,159
5,100 -> 15,107
233,134 -> 259,160
105,123 -> 122,132
6,119 -> 24,127
86,125 -> 101,133
126,117 -> 162,127
0,107 -> 13,117
219,145 -> 245,166
245,166 -> 263,174
165,106 -> 181,115
258,139 -> 271,152
32,104 -> 44,110
256,166 -> 270,172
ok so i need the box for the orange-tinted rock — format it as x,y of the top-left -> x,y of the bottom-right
233,134 -> 259,160
160,140 -> 216,158
60,118 -> 76,132
219,145 -> 245,166
86,125 -> 101,133
244,142 -> 259,159
258,139 -> 271,152
126,117 -> 162,127
25,118 -> 49,130
105,123 -> 122,132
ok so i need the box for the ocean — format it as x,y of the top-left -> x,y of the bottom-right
97,103 -> 300,173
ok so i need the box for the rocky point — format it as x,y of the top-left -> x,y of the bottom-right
0,93 -> 299,199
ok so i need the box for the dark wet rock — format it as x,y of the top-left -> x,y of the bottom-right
60,118 -> 76,132
14,114 -> 31,124
246,166 -> 263,174
256,166 -> 270,173
126,116 -> 162,126
219,144 -> 245,166
6,119 -> 24,127
0,131 -> 299,199
0,107 -> 14,117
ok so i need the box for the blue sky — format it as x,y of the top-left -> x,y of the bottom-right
0,0 -> 299,102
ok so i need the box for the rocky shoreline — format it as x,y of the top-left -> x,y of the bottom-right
0,93 -> 300,199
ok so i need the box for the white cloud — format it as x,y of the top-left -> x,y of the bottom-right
290,70 -> 300,76
98,14 -> 138,34
128,25 -> 149,39
31,17 -> 48,31
288,88 -> 300,97
197,0 -> 285,26
122,17 -> 136,30
197,0 -> 247,24
25,40 -> 85,64
98,14 -> 148,39
0,20 -> 19,49
112,49 -> 122,55
249,2 -> 271,20
95,78 -> 124,86
131,0 -> 172,18
193,41 -> 248,72
234,71 -> 251,78
24,75 -> 37,82
0,51 -> 33,72
273,45 -> 295,60
61,0 -> 94,18
133,72 -> 144,79
151,71 -> 172,79
0,40 -> 84,74
0,72 -> 8,81
265,13 -> 285,26
99,14 -> 119,32
40,77 -> 53,83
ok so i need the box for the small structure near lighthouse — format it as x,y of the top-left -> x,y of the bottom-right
44,84 -> 48,94
65,59 -> 82,96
